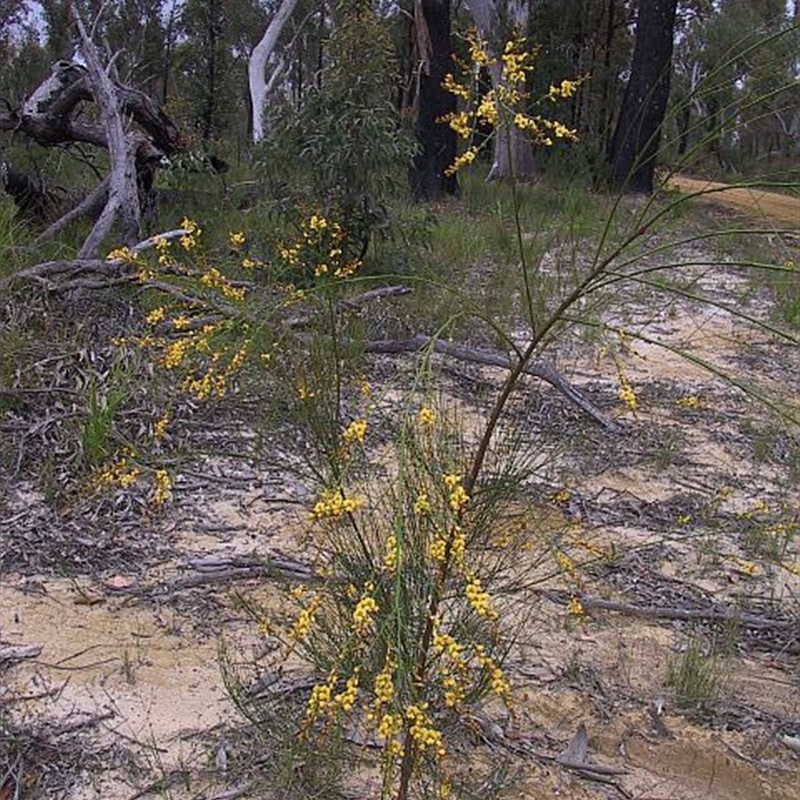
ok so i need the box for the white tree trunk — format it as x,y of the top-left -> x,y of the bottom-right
72,8 -> 142,256
249,0 -> 301,143
465,0 -> 536,181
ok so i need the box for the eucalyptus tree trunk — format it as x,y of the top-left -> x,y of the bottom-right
466,0 -> 536,182
609,0 -> 679,193
409,0 -> 459,200
249,0 -> 301,143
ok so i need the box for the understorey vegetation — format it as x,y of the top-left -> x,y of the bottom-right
1,3 -> 798,800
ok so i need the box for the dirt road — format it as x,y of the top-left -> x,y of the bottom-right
669,174 -> 799,230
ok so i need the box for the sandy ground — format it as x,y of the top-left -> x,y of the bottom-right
2,183 -> 799,800
669,175 -> 800,231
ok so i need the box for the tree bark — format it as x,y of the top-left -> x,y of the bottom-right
249,0 -> 301,143
71,8 -> 142,255
466,0 -> 536,182
409,0 -> 459,201
609,0 -> 678,193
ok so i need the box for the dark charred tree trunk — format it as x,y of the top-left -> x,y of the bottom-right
409,0 -> 458,202
609,0 -> 678,193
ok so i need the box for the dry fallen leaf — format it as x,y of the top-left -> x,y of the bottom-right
105,575 -> 134,590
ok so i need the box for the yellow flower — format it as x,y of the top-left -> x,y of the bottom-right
444,110 -> 472,139
567,596 -> 585,616
414,492 -> 432,515
449,484 -> 469,513
153,469 -> 172,505
146,307 -> 166,325
552,487 -> 571,504
383,534 -> 398,572
179,217 -> 201,235
468,35 -> 491,67
465,573 -> 497,619
311,488 -> 365,520
153,412 -> 169,441
334,668 -> 360,713
677,395 -> 701,409
373,659 -> 395,705
291,594 -> 320,640
442,72 -> 470,100
305,671 -> 336,721
406,703 -> 446,757
429,536 -> 447,562
418,407 -> 436,427
228,231 -> 246,248
446,146 -> 480,175
106,246 -> 137,263
352,592 -> 379,635
618,378 -> 638,412
443,473 -> 462,490
476,94 -> 499,126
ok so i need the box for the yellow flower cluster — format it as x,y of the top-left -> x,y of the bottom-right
200,267 -> 246,302
311,488 -> 365,520
373,659 -> 395,705
96,456 -> 140,489
153,411 -> 169,441
433,629 -> 464,661
180,369 -> 227,400
146,307 -> 166,325
549,78 -> 582,100
414,492 -> 432,515
618,376 -> 638,413
106,246 -> 139,263
444,473 -> 469,513
406,703 -> 446,757
277,212 -> 361,281
179,217 -> 201,250
152,469 -> 172,505
676,395 -> 701,409
450,526 -> 466,564
291,594 -> 320,640
474,645 -> 510,699
305,671 -> 337,722
442,33 -> 582,173
429,536 -> 447,562
383,534 -> 398,573
228,231 -> 246,249
154,235 -> 173,267
418,406 -> 436,427
555,550 -> 577,579
343,418 -> 368,445
352,585 -> 379,635
567,596 -> 585,617
465,573 -> 497,620
334,668 -> 360,713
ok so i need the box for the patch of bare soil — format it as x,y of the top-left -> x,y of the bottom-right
2,217 -> 799,799
669,175 -> 800,231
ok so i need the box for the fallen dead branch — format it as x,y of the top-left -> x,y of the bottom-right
366,334 -> 621,431
541,589 -> 796,636
0,644 -> 43,667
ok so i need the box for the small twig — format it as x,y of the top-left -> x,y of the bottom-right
208,783 -> 256,800
49,710 -> 115,736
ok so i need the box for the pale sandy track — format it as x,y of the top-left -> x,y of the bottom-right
669,174 -> 799,231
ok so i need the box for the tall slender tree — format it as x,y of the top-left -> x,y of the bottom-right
409,0 -> 459,200
609,0 -> 679,193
